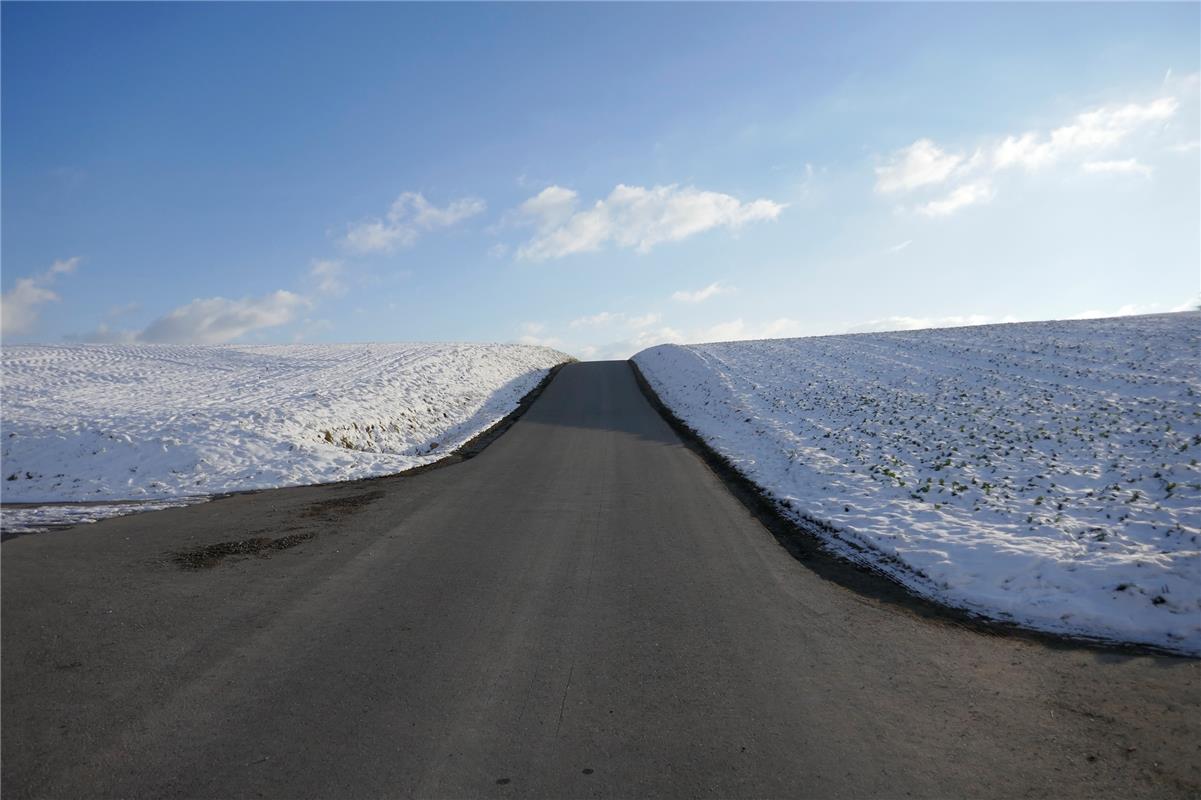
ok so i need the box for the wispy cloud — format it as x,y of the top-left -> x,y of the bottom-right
875,139 -> 965,193
671,281 -> 731,303
917,179 -> 994,217
877,87 -> 1185,216
569,310 -> 662,329
309,259 -> 347,295
343,192 -> 485,253
627,312 -> 661,328
992,97 -> 1177,171
569,311 -> 622,328
886,240 -> 913,254
515,184 -> 785,261
1081,159 -> 1153,177
1,257 -> 80,336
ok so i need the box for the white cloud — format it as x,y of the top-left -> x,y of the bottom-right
1081,159 -> 1153,177
875,139 -> 965,193
1,257 -> 80,336
520,321 -> 546,335
569,310 -> 661,330
309,260 -> 346,295
994,98 -> 1177,172
343,192 -> 485,253
139,291 -> 308,344
695,317 -> 806,343
627,312 -> 660,328
879,90 -> 1184,215
519,186 -> 580,230
69,290 -> 309,345
671,281 -> 731,303
46,258 -> 79,277
917,179 -> 994,217
991,132 -> 1054,172
515,184 -> 785,261
2,280 -> 59,336
569,311 -> 621,328
1065,301 -> 1195,320
516,320 -> 564,349
886,240 -> 913,254
1168,139 -> 1201,153
591,325 -> 688,360
843,303 -> 1193,335
846,314 -> 1018,334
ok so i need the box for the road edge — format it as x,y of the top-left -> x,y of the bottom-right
1,361 -> 573,540
627,359 -> 1191,659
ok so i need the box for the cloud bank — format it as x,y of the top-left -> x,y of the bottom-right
71,290 -> 309,345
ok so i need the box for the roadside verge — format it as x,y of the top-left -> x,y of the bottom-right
628,359 -> 1189,657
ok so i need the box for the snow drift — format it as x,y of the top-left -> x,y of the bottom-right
2,343 -> 570,515
634,312 -> 1200,653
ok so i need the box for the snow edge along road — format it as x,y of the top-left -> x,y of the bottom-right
627,358 -> 1199,659
1,359 -> 573,536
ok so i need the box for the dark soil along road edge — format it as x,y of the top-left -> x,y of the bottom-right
627,359 -> 1195,659
0,361 -> 571,541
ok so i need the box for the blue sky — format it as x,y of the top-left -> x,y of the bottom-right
3,2 -> 1198,359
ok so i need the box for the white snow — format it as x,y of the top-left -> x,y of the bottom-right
634,312 -> 1201,653
1,343 -> 569,527
1,499 -> 204,536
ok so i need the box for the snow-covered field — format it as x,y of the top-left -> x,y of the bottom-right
1,343 -> 569,527
634,312 -> 1201,653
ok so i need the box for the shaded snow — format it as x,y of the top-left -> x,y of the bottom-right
634,312 -> 1201,653
2,342 -> 569,528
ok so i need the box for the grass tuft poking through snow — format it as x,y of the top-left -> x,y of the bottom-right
634,312 -> 1201,653
1,343 -> 569,526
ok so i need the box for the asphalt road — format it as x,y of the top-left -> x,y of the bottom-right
3,361 -> 1198,799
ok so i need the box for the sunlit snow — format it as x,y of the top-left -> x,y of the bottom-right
634,312 -> 1201,653
1,342 -> 569,528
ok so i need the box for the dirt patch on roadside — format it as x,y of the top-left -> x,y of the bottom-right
172,489 -> 385,569
173,531 -> 317,569
301,490 -> 385,519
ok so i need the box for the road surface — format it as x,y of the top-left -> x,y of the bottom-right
3,361 -> 1198,798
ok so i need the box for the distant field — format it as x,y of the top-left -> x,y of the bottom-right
1,342 -> 569,518
634,312 -> 1201,653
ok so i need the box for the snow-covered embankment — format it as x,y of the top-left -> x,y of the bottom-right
2,342 -> 570,530
633,313 -> 1201,653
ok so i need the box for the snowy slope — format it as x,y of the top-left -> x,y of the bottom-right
2,343 -> 569,511
634,312 -> 1201,653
